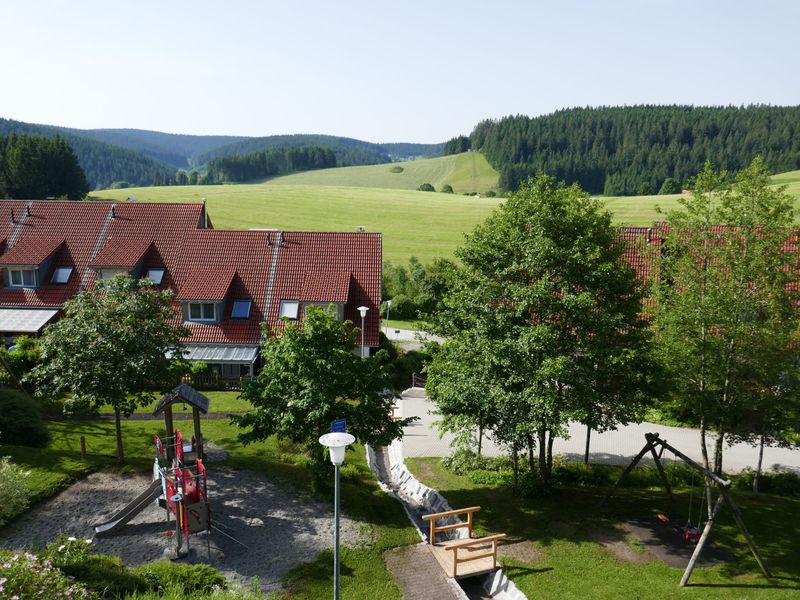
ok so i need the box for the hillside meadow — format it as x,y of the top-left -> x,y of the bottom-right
267,151 -> 499,194
94,168 -> 800,264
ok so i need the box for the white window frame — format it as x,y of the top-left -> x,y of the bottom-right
9,268 -> 37,288
279,300 -> 299,320
51,266 -> 73,284
188,302 -> 216,322
231,299 -> 252,319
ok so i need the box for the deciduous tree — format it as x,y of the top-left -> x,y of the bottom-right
28,276 -> 189,462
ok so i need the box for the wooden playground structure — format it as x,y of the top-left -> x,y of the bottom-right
94,384 -> 215,558
421,506 -> 506,579
603,432 -> 771,586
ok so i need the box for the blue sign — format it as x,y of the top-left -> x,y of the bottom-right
331,419 -> 347,433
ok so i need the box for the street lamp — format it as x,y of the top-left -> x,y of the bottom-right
319,432 -> 356,600
357,305 -> 369,357
386,299 -> 392,324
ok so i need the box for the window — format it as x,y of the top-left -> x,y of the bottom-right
98,269 -> 129,280
145,268 -> 165,285
231,299 -> 252,319
188,302 -> 216,321
9,269 -> 36,288
51,266 -> 73,284
279,300 -> 299,319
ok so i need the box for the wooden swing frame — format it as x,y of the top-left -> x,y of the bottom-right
602,432 -> 771,586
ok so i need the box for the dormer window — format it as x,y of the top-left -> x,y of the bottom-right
279,300 -> 299,320
9,268 -> 36,288
51,266 -> 74,284
189,302 -> 216,321
98,269 -> 129,280
231,299 -> 252,319
145,268 -> 165,285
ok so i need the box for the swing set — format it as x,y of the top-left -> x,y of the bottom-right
602,433 -> 771,586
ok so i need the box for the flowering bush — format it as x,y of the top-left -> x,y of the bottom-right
0,550 -> 93,599
44,535 -> 94,568
0,457 -> 31,526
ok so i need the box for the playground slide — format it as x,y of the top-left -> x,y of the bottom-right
94,479 -> 162,537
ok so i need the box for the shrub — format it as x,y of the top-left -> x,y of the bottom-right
417,183 -> 435,192
484,190 -> 496,197
0,388 -> 50,447
731,468 -> 800,497
109,181 -> 132,189
190,360 -> 209,375
132,561 -> 226,593
659,177 -> 682,195
389,166 -> 404,173
0,457 -> 31,526
441,184 -> 454,194
0,550 -> 93,599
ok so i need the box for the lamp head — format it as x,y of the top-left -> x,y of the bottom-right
387,299 -> 392,308
319,432 -> 356,466
357,305 -> 369,319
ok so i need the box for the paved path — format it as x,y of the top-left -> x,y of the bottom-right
384,543 -> 466,600
382,326 -> 443,351
399,390 -> 800,474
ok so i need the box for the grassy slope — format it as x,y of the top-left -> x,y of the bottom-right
407,457 -> 800,599
267,152 -> 499,194
94,170 -> 800,265
94,184 -> 500,264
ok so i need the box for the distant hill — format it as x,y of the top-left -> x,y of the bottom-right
0,118 -> 175,189
268,152 -> 498,194
193,134 -> 443,167
467,105 -> 800,195
65,128 -> 248,169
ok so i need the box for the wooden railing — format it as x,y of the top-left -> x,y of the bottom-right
412,372 -> 427,388
421,506 -> 507,578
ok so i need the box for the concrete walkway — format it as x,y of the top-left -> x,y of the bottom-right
382,326 -> 443,351
384,544 -> 466,600
399,390 -> 800,474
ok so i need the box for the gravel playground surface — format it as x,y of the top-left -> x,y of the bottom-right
0,469 -> 369,592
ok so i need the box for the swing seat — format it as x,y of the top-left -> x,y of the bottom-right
683,525 -> 701,543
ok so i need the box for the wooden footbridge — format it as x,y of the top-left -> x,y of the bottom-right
421,506 -> 506,579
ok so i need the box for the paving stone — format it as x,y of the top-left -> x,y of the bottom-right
384,543 -> 465,600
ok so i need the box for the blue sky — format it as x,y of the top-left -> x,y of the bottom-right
2,0 -> 798,142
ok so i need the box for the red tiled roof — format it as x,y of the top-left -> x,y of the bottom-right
176,268 -> 236,301
0,201 -> 383,349
90,238 -> 152,268
268,232 -> 381,346
0,236 -> 64,266
300,270 -> 351,303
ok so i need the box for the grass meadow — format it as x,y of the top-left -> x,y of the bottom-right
94,165 -> 800,265
268,151 -> 499,194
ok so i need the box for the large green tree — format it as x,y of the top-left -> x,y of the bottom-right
28,276 -> 189,462
428,174 -> 655,484
233,307 -> 414,482
655,157 -> 800,477
0,134 -> 89,199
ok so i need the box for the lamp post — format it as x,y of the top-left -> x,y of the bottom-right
319,432 -> 356,600
357,305 -> 369,358
386,299 -> 392,324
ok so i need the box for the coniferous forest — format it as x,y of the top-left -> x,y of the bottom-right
464,105 -> 800,195
0,134 -> 89,200
205,146 -> 337,183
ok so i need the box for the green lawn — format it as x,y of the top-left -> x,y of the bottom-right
1,416 -> 418,599
268,152 -> 499,194
406,457 -> 800,599
95,391 -> 251,415
93,170 -> 800,265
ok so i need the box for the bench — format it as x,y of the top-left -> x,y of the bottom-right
421,506 -> 506,578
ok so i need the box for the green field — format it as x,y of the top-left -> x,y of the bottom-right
94,184 -> 501,264
94,168 -> 800,265
268,152 -> 499,194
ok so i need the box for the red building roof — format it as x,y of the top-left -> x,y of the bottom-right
90,238 -> 153,268
0,200 -> 382,351
0,236 -> 64,266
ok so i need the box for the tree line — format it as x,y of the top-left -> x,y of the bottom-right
204,146 -> 337,183
465,105 -> 800,195
0,134 -> 89,200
